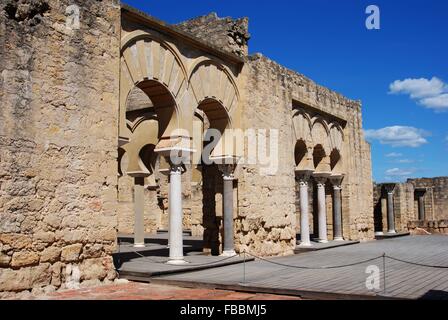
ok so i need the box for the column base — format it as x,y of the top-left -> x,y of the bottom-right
166,258 -> 189,265
387,230 -> 397,234
317,239 -> 329,243
333,237 -> 344,241
298,241 -> 312,247
220,250 -> 237,257
374,231 -> 384,236
133,243 -> 145,248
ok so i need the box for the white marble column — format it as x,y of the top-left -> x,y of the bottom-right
166,162 -> 186,264
313,173 -> 330,243
384,183 -> 396,234
329,175 -> 344,241
296,170 -> 314,247
133,177 -> 145,248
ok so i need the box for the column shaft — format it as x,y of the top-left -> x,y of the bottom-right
222,176 -> 235,255
299,181 -> 311,246
418,195 -> 425,220
133,177 -> 145,247
167,165 -> 186,264
387,192 -> 396,233
317,182 -> 328,243
333,186 -> 343,241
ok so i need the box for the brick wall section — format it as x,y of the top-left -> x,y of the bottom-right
176,12 -> 250,57
0,0 -> 120,295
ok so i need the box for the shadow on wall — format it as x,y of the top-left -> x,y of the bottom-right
201,162 -> 222,255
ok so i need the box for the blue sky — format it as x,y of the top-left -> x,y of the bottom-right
123,0 -> 448,182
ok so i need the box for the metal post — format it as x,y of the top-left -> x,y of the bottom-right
383,253 -> 386,295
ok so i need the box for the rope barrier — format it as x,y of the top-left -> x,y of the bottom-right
386,255 -> 448,269
243,251 -> 384,269
241,251 -> 448,270
129,248 -> 241,267
118,241 -> 448,270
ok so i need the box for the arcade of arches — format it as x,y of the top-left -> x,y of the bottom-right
116,6 -> 374,264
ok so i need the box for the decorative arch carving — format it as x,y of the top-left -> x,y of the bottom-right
189,59 -> 239,118
311,117 -> 330,153
292,110 -> 312,144
119,32 -> 189,142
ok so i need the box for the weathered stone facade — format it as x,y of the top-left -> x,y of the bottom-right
1,1 -> 375,294
0,0 -> 120,296
373,177 -> 448,235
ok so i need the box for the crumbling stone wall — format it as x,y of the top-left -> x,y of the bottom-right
176,12 -> 250,57
0,0 -> 120,296
235,54 -> 373,256
373,177 -> 448,234
408,177 -> 448,220
408,220 -> 448,235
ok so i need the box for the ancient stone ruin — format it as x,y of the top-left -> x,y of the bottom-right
0,0 -> 446,297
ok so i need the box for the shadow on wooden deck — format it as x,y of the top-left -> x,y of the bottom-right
113,232 -> 253,281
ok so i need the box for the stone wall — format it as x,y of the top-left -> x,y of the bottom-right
408,177 -> 448,220
235,53 -> 374,257
0,0 -> 120,296
408,220 -> 448,235
373,177 -> 448,234
176,12 -> 250,57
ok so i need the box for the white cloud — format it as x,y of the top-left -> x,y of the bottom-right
364,126 -> 429,147
396,159 -> 414,164
385,152 -> 402,157
420,94 -> 448,109
385,168 -> 416,176
389,77 -> 444,98
389,77 -> 448,111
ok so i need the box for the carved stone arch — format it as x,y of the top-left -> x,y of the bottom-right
292,110 -> 312,144
328,123 -> 344,174
189,59 -> 239,120
311,117 -> 330,154
119,31 -> 189,143
329,123 -> 344,152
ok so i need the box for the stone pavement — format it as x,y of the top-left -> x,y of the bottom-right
36,282 -> 302,300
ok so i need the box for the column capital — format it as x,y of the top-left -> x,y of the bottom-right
383,183 -> 396,194
329,174 -> 345,190
313,172 -> 331,186
295,169 -> 314,185
212,155 -> 240,180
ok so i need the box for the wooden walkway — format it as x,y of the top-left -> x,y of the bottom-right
151,235 -> 448,300
114,233 -> 253,279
